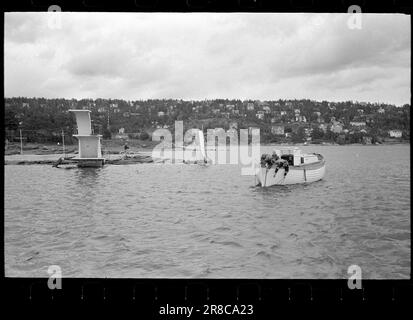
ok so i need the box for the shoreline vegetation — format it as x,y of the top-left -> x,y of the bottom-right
5,98 -> 410,148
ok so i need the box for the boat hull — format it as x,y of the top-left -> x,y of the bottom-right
256,157 -> 325,186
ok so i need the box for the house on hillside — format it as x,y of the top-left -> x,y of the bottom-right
256,111 -> 264,120
349,121 -> 366,127
330,121 -> 343,133
263,106 -> 271,114
388,129 -> 402,138
271,125 -> 284,135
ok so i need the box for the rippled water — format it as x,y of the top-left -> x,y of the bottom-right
5,145 -> 410,278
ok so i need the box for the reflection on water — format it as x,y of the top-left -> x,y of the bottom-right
74,167 -> 103,188
5,145 -> 411,278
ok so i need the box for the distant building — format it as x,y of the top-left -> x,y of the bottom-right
318,123 -> 328,133
295,115 -> 306,122
110,103 -> 120,112
388,130 -> 402,138
98,107 -> 106,113
378,107 -> 385,114
362,136 -> 372,144
212,109 -> 220,115
256,112 -> 264,120
226,104 -> 235,111
22,102 -> 29,108
247,103 -> 255,111
119,128 -> 125,134
350,121 -> 366,127
271,125 -> 285,135
232,109 -> 240,115
330,121 -> 343,133
157,111 -> 165,117
123,112 -> 130,118
263,106 -> 271,114
280,111 -> 287,116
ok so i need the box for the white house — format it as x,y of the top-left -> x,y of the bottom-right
350,121 -> 366,127
271,125 -> 284,135
330,121 -> 343,133
256,111 -> 264,120
263,106 -> 271,114
388,130 -> 402,138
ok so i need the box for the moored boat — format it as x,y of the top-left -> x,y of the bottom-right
256,147 -> 325,187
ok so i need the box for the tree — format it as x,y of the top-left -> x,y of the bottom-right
324,128 -> 335,141
103,127 -> 112,139
292,127 -> 306,143
311,126 -> 324,140
140,132 -> 150,140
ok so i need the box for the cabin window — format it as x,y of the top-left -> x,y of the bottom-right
301,157 -> 304,164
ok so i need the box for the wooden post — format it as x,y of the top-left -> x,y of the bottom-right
19,129 -> 23,155
62,129 -> 65,157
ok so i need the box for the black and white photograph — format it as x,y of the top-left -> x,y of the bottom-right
4,12 -> 410,279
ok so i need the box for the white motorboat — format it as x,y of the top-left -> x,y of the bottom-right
256,147 -> 325,187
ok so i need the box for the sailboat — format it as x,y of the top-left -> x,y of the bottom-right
183,129 -> 210,165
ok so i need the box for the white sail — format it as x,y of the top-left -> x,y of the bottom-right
197,129 -> 207,162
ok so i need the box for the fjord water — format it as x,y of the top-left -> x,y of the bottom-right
5,145 -> 410,278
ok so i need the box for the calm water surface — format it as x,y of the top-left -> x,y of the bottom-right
5,145 -> 410,278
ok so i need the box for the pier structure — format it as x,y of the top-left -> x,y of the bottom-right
69,109 -> 105,167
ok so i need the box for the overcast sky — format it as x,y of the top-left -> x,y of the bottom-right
4,13 -> 410,105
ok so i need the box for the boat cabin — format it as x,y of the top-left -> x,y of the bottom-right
273,147 -> 319,166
